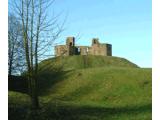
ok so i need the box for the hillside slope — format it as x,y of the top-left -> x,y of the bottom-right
41,67 -> 151,105
9,67 -> 152,120
9,55 -> 151,120
39,55 -> 139,71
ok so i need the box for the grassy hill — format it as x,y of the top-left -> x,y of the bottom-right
39,55 -> 139,71
9,55 -> 152,120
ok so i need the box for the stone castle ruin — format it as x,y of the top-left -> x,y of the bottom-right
55,37 -> 112,56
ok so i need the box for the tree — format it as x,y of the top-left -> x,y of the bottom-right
8,14 -> 25,76
9,0 -> 64,109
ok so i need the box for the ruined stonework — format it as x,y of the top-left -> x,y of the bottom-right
55,37 -> 112,56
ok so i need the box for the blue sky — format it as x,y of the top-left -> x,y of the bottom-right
52,0 -> 152,67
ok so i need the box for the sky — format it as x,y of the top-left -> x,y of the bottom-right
50,0 -> 151,67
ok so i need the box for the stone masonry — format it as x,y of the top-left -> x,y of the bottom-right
55,37 -> 112,56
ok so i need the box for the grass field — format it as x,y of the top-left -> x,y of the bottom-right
9,55 -> 152,120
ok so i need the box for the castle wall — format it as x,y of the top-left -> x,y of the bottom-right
55,45 -> 68,56
90,43 -> 106,56
55,37 -> 112,57
76,46 -> 91,55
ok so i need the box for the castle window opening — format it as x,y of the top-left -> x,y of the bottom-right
78,47 -> 81,52
86,47 -> 89,52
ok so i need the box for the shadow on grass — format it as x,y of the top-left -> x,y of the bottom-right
37,70 -> 73,95
8,69 -> 73,96
8,75 -> 28,93
8,103 -> 151,120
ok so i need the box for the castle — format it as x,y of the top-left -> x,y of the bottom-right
55,37 -> 112,56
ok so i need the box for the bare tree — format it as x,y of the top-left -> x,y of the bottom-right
9,0 -> 64,109
8,14 -> 25,76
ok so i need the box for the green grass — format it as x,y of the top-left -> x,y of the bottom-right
9,55 -> 152,120
38,55 -> 139,71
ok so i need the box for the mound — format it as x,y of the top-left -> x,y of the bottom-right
42,67 -> 151,106
9,55 -> 152,120
9,67 -> 151,120
39,55 -> 139,72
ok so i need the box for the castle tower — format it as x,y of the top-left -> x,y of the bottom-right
66,37 -> 75,46
66,37 -> 75,55
92,38 -> 100,46
106,44 -> 112,56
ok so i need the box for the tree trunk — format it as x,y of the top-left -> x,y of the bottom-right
31,77 -> 39,109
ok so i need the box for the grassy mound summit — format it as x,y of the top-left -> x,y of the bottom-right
9,55 -> 151,120
39,55 -> 139,71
